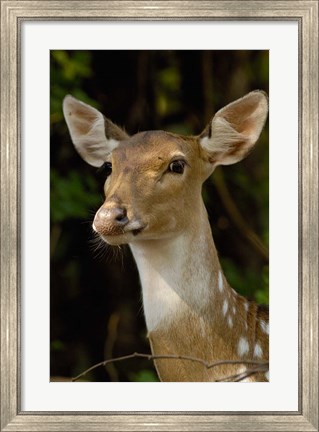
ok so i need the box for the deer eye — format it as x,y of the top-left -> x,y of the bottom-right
98,162 -> 112,178
169,160 -> 186,174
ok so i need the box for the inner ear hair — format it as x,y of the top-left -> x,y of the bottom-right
63,95 -> 129,167
200,90 -> 268,166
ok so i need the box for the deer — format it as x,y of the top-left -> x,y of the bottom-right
63,90 -> 269,382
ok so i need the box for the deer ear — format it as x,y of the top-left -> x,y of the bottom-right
63,95 -> 129,167
200,91 -> 268,166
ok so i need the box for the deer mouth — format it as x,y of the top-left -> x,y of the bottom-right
95,221 -> 147,245
124,220 -> 147,236
132,226 -> 145,236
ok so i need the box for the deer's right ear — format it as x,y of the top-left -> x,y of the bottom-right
199,91 -> 268,167
63,95 -> 129,167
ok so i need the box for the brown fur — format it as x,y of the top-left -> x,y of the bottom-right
147,271 -> 269,382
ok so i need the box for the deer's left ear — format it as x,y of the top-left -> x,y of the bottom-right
200,91 -> 268,166
63,95 -> 129,167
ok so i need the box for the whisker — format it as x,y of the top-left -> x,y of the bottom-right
80,220 -> 94,226
88,233 -> 126,265
89,236 -> 109,262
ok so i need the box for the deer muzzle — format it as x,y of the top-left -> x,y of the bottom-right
93,205 -> 146,239
93,206 -> 129,236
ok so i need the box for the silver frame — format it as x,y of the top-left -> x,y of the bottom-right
1,1 -> 318,431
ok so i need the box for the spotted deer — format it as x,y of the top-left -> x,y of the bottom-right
63,90 -> 269,382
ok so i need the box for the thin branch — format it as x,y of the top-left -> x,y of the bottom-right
216,364 -> 269,382
213,168 -> 269,262
72,352 -> 268,382
104,312 -> 120,382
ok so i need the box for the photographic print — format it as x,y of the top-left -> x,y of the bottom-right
50,50 -> 269,383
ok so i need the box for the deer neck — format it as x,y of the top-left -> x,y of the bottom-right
129,200 -> 226,332
129,201 -> 269,381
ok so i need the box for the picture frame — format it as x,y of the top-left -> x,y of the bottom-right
1,1 -> 318,431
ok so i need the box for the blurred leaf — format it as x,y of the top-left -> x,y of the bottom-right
165,122 -> 193,135
50,169 -> 101,223
159,66 -> 181,90
129,369 -> 159,382
50,51 -> 96,125
51,340 -> 65,352
155,62 -> 182,116
220,257 -> 268,303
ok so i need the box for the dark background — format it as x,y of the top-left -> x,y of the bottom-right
50,50 -> 269,382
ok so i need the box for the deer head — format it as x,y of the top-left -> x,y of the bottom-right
63,91 -> 268,246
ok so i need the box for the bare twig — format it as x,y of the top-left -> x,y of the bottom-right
213,168 -> 269,262
72,352 -> 268,382
104,312 -> 120,382
216,364 -> 269,382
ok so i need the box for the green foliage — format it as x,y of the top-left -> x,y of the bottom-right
155,64 -> 182,117
51,51 -> 98,125
129,369 -> 159,382
220,258 -> 269,305
52,51 -> 92,81
50,169 -> 100,223
51,339 -> 66,352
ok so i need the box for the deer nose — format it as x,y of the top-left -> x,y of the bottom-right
93,206 -> 129,235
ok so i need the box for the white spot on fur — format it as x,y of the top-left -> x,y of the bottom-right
241,377 -> 253,383
218,271 -> 223,292
265,371 -> 269,381
232,306 -> 236,314
227,316 -> 233,328
237,366 -> 246,374
222,300 -> 228,316
199,317 -> 206,338
244,302 -> 249,312
260,320 -> 269,334
125,219 -> 144,232
238,337 -> 249,357
253,342 -> 263,358
236,366 -> 252,382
